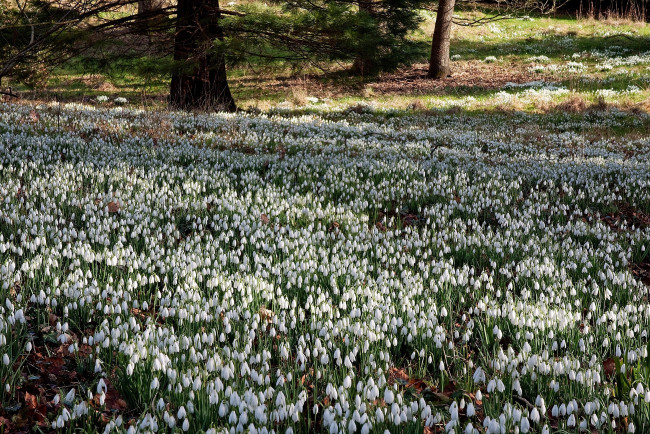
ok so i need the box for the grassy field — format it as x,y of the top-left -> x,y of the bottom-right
1,7 -> 650,434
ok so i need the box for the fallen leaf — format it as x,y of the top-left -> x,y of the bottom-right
24,392 -> 37,409
259,307 -> 274,323
29,110 -> 40,123
422,389 -> 452,403
406,378 -> 428,392
603,357 -> 617,379
107,201 -> 120,213
388,367 -> 409,385
261,214 -> 270,224
0,416 -> 12,430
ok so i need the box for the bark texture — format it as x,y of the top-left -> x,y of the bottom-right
136,0 -> 164,34
428,0 -> 456,79
169,0 -> 236,112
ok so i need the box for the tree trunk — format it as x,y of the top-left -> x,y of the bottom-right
136,0 -> 163,34
428,0 -> 456,79
169,0 -> 237,112
352,0 -> 376,76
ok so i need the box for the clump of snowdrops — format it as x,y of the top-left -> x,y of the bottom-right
0,101 -> 649,433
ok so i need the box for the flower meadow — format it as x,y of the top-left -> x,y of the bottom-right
1,102 -> 650,433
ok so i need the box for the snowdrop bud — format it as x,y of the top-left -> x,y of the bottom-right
384,389 -> 394,405
530,408 -> 540,423
97,378 -> 107,394
466,402 -> 475,417
64,388 -> 75,405
567,414 -> 576,427
450,402 -> 458,421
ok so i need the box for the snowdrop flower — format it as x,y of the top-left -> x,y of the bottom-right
1,98 -> 649,434
384,389 -> 394,405
530,407 -> 540,423
567,414 -> 576,427
97,379 -> 107,394
64,389 -> 75,405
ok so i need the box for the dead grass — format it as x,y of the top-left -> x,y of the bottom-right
231,59 -> 544,105
289,84 -> 309,106
549,95 -> 614,113
369,62 -> 541,95
554,95 -> 588,113
406,100 -> 427,111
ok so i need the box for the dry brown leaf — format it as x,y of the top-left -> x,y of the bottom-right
29,110 -> 40,123
259,307 -> 274,323
603,357 -> 617,379
24,391 -> 38,409
107,201 -> 120,213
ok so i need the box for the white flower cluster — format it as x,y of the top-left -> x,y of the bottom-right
527,55 -> 551,63
0,101 -> 649,433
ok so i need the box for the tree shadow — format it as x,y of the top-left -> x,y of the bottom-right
450,32 -> 650,61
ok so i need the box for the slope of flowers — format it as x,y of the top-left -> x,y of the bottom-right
1,102 -> 650,433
